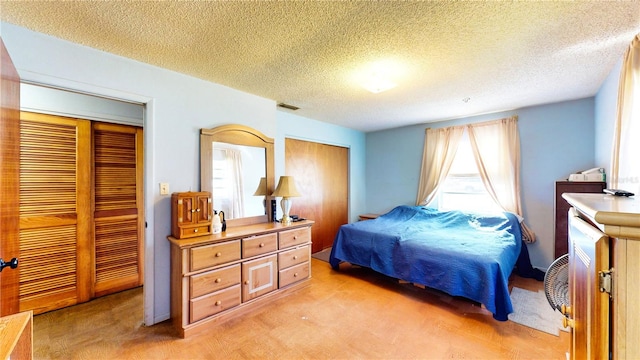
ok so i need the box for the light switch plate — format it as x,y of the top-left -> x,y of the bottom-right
160,182 -> 169,195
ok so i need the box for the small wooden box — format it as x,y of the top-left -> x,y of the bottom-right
171,191 -> 213,239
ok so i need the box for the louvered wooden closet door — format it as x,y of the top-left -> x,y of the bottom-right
19,112 -> 92,314
93,123 -> 144,297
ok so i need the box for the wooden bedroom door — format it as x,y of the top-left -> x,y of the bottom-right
0,38 -> 21,316
285,138 -> 348,253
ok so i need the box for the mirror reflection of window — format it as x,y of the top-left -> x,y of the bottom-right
212,147 -> 245,218
211,143 -> 267,220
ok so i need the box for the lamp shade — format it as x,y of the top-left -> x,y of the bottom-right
271,176 -> 301,197
253,177 -> 268,196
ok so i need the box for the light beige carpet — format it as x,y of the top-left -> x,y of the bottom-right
311,247 -> 332,262
509,287 -> 569,336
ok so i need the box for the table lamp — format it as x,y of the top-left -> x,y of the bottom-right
271,176 -> 301,225
253,177 -> 268,215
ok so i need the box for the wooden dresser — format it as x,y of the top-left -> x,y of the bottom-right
554,181 -> 606,257
0,311 -> 33,360
168,220 -> 313,338
562,193 -> 640,360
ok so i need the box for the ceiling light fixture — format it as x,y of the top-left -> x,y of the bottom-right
361,75 -> 397,94
354,59 -> 404,94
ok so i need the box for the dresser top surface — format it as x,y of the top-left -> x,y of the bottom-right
562,193 -> 640,228
167,219 -> 314,248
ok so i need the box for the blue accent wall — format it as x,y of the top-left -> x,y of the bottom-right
595,58 -> 622,173
365,98 -> 596,269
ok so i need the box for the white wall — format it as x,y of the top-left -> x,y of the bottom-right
1,22 -> 276,325
1,21 -> 368,325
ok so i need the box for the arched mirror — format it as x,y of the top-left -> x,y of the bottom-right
201,124 -> 275,226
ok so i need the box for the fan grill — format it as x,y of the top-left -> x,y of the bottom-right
544,254 -> 569,312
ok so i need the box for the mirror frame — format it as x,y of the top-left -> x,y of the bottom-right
200,124 -> 275,226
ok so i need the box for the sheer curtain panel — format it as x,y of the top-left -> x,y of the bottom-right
416,126 -> 465,206
416,116 -> 536,243
611,34 -> 640,195
226,149 -> 245,219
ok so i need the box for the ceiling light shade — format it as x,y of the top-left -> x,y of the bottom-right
361,76 -> 397,94
354,59 -> 403,94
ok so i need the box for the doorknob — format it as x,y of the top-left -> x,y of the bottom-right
0,257 -> 18,272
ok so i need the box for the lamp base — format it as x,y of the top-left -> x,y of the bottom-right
280,197 -> 293,225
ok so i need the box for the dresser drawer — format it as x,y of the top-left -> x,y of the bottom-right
242,233 -> 278,258
279,262 -> 310,288
190,264 -> 240,299
190,284 -> 241,323
278,245 -> 309,270
179,224 -> 212,239
190,240 -> 241,272
279,226 -> 311,249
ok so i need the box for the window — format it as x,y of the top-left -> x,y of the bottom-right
437,130 -> 502,214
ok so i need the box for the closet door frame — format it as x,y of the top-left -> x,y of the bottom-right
15,74 -> 154,326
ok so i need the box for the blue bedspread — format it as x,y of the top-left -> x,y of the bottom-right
329,205 -> 522,321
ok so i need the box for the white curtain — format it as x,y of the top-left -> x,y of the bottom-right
468,117 -> 521,215
416,116 -> 536,243
611,34 -> 640,194
416,126 -> 465,206
224,149 -> 245,219
468,117 -> 535,243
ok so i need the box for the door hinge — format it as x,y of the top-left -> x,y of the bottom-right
599,269 -> 613,297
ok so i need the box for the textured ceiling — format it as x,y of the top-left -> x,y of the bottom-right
1,1 -> 639,132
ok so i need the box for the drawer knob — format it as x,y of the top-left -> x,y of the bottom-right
215,300 -> 222,306
293,236 -> 298,239
244,280 -> 250,285
194,228 -> 198,233
293,255 -> 298,260
215,278 -> 222,283
215,252 -> 222,257
259,243 -> 265,248
293,273 -> 298,277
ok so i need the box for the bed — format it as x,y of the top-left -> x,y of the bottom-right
329,205 -> 523,321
